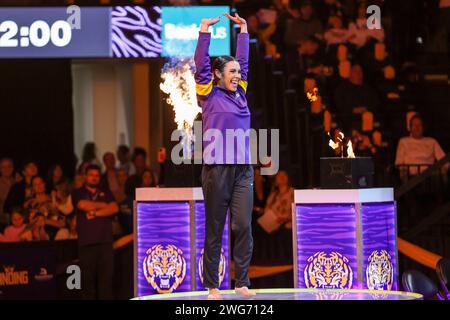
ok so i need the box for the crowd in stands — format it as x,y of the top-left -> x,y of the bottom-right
0,144 -> 156,243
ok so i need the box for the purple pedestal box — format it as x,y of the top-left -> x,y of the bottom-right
293,188 -> 398,291
134,188 -> 230,297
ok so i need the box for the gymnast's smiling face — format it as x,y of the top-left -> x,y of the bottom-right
214,60 -> 242,93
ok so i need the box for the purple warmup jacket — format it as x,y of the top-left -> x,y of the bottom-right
194,32 -> 251,165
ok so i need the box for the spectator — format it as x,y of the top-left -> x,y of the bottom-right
115,168 -> 128,204
351,129 -> 377,157
29,212 -> 49,241
73,173 -> 85,190
77,142 -> 101,173
140,169 -> 156,188
125,147 -> 149,198
334,64 -> 380,132
55,214 -> 78,241
395,114 -> 448,177
0,158 -> 17,225
324,15 -> 350,46
284,1 -> 323,48
3,160 -> 38,214
51,179 -> 74,216
101,152 -> 121,201
46,164 -> 66,194
23,176 -> 52,217
0,208 -> 27,242
116,145 -> 136,176
25,176 -> 65,238
71,164 -> 119,300
348,3 -> 385,49
264,170 -> 295,230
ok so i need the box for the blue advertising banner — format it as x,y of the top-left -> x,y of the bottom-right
0,7 -> 111,58
161,6 -> 230,57
0,242 -> 57,300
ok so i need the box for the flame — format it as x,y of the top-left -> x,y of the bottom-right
327,131 -> 356,158
307,87 -> 319,102
347,140 -> 355,158
328,131 -> 343,150
160,58 -> 201,130
160,58 -> 201,158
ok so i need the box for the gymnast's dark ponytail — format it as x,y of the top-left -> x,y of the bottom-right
212,55 -> 236,84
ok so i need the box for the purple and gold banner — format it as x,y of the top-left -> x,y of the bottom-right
135,197 -> 230,297
295,204 -> 358,289
136,202 -> 191,297
294,193 -> 398,291
361,202 -> 398,291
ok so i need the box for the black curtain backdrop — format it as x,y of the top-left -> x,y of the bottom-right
0,59 -> 75,179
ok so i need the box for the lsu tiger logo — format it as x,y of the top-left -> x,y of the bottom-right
304,252 -> 353,289
143,244 -> 186,294
198,248 -> 226,287
366,250 -> 393,291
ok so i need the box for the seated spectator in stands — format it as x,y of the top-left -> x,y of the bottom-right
351,129 -> 377,157
395,114 -> 448,177
101,152 -> 121,200
0,158 -> 17,226
347,3 -> 384,49
125,147 -> 149,198
0,208 -> 27,242
51,179 -> 74,217
24,176 -> 51,216
284,1 -> 323,48
77,142 -> 101,174
4,160 -> 38,215
116,145 -> 136,176
140,169 -> 156,188
25,176 -> 64,238
253,170 -> 294,273
115,168 -> 128,204
264,170 -> 295,230
29,212 -> 49,241
324,14 -> 350,46
46,164 -> 66,194
334,64 -> 380,131
55,214 -> 77,241
73,173 -> 85,190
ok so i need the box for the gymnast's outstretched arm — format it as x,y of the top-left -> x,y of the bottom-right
224,13 -> 249,92
194,17 -> 220,97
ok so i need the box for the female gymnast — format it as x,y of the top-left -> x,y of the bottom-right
194,13 -> 256,299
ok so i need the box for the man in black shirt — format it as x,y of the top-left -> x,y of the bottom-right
72,164 -> 119,300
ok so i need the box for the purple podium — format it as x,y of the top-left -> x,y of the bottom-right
293,188 -> 398,291
134,188 -> 230,297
